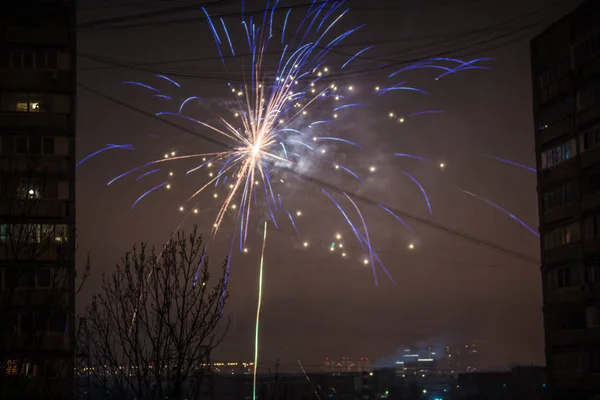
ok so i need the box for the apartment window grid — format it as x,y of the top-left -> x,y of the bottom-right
1,267 -> 57,290
577,78 -> 600,111
542,180 -> 578,211
580,121 -> 600,151
0,224 -> 69,244
0,49 -> 58,70
574,29 -> 600,67
538,96 -> 573,131
547,265 -> 572,290
544,222 -> 580,250
586,214 -> 600,238
2,135 -> 55,155
541,137 -> 577,169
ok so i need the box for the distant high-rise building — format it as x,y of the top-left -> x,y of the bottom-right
531,0 -> 600,397
0,0 -> 76,398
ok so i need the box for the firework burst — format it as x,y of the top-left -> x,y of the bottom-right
80,0 -> 529,288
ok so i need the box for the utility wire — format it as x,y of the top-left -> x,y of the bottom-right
78,82 -> 539,266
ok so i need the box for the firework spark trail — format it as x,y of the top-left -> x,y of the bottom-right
314,137 -> 362,148
122,81 -> 160,92
482,154 -> 537,172
402,171 -> 433,216
136,168 -> 160,181
298,360 -> 321,400
130,181 -> 168,211
408,110 -> 443,117
76,144 -> 134,167
253,221 -> 268,400
378,204 -> 414,233
155,74 -> 180,88
462,190 -> 539,237
394,153 -> 430,162
328,162 -> 365,184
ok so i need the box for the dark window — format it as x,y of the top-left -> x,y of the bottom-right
48,312 -> 66,333
23,51 -> 33,69
575,31 -> 600,67
2,136 -> 13,155
43,137 -> 54,155
10,51 -> 21,69
19,267 -> 35,288
0,50 -> 8,68
37,269 -> 51,288
20,313 -> 35,332
592,352 -> 600,373
47,51 -> 57,70
5,268 -> 18,288
578,79 -> 600,111
587,214 -> 600,238
548,265 -> 574,290
581,122 -> 600,151
35,50 -> 45,69
586,257 -> 600,283
29,136 -> 41,155
0,314 -> 19,335
15,136 -> 27,154
538,97 -> 573,131
539,59 -> 570,90
542,180 -> 578,211
544,222 -> 580,250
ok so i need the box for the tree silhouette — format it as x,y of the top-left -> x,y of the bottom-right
85,227 -> 229,400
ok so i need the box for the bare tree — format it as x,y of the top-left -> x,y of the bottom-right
85,227 -> 229,400
0,153 -> 88,399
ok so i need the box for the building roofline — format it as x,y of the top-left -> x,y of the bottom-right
531,0 -> 590,44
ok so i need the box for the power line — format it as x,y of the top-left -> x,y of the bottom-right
78,82 -> 539,266
77,0 -> 482,32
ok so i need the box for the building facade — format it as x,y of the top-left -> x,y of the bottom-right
0,1 -> 76,399
531,0 -> 600,398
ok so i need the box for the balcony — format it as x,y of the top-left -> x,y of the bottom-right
0,200 -> 69,219
547,329 -> 586,346
0,112 -> 70,132
0,289 -> 69,308
543,203 -> 578,226
0,71 -> 73,94
544,286 -> 585,305
545,243 -> 580,264
577,103 -> 600,128
0,156 -> 71,175
537,117 -> 574,147
539,157 -> 579,186
0,242 -> 73,262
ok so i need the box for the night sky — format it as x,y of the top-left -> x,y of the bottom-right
75,0 -> 582,371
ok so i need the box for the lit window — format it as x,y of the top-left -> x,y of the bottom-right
54,224 -> 68,242
6,360 -> 17,376
0,224 -> 7,242
16,181 -> 42,199
16,102 -> 28,112
544,222 -> 580,250
541,138 -> 577,169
